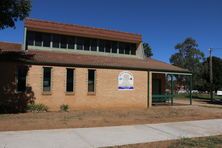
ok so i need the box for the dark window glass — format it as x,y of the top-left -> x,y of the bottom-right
119,42 -> 125,54
131,44 -> 136,55
125,44 -> 130,55
35,32 -> 42,46
53,35 -> 60,48
88,69 -> 95,92
66,69 -> 74,92
42,33 -> 51,47
99,40 -> 105,52
16,67 -> 27,92
68,37 -> 75,49
84,38 -> 90,51
27,31 -> 35,46
43,67 -> 51,92
61,36 -> 67,49
91,39 -> 97,51
76,37 -> 84,50
105,41 -> 111,53
111,41 -> 117,53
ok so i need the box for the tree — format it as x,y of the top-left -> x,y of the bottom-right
0,0 -> 31,29
202,56 -> 222,92
143,42 -> 153,57
170,37 -> 205,89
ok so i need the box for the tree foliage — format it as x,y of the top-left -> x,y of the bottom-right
143,42 -> 153,57
170,37 -> 205,89
0,0 -> 31,29
202,56 -> 222,92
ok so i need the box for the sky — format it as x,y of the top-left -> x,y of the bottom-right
0,0 -> 222,63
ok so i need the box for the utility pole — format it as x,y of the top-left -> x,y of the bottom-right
209,48 -> 213,101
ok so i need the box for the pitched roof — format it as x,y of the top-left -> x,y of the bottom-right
0,42 -> 22,53
0,42 -> 190,73
25,18 -> 142,43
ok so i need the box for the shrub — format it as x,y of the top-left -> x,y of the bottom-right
60,104 -> 69,112
27,103 -> 48,112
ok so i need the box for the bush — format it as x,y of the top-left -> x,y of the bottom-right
27,103 -> 48,112
60,104 -> 69,112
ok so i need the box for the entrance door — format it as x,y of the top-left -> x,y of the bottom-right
152,79 -> 161,95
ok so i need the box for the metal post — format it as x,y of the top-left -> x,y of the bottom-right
147,72 -> 150,108
189,75 -> 192,105
165,74 -> 168,103
209,48 -> 213,102
170,75 -> 173,105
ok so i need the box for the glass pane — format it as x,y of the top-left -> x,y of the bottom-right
131,44 -> 136,55
119,42 -> 125,54
66,69 -> 74,92
61,35 -> 67,49
84,38 -> 90,51
111,41 -> 117,53
91,39 -> 97,51
35,32 -> 42,46
88,70 -> 95,92
99,40 -> 105,52
42,33 -> 51,47
27,31 -> 35,46
105,41 -> 111,53
43,67 -> 51,92
68,37 -> 75,49
76,37 -> 84,50
125,44 -> 130,55
53,35 -> 60,48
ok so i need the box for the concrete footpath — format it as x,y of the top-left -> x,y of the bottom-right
0,119 -> 221,148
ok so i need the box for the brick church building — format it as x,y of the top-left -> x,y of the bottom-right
0,18 -> 191,112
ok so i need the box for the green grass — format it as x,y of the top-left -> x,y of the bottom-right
175,93 -> 222,100
169,135 -> 222,148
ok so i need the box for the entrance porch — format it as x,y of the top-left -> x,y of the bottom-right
147,71 -> 192,107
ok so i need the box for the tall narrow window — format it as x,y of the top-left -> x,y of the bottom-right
61,35 -> 67,49
68,36 -> 75,49
42,33 -> 51,47
88,69 -> 95,93
76,37 -> 84,50
84,38 -> 90,51
131,44 -> 136,55
43,67 -> 51,92
35,32 -> 42,46
99,40 -> 105,52
111,41 -> 117,53
16,67 -> 27,92
125,44 -> 131,55
105,41 -> 111,53
119,42 -> 125,54
52,35 -> 60,48
27,31 -> 35,46
91,39 -> 97,51
66,68 -> 74,92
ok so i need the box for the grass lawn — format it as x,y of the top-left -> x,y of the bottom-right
108,135 -> 222,148
0,105 -> 222,131
175,93 -> 222,100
